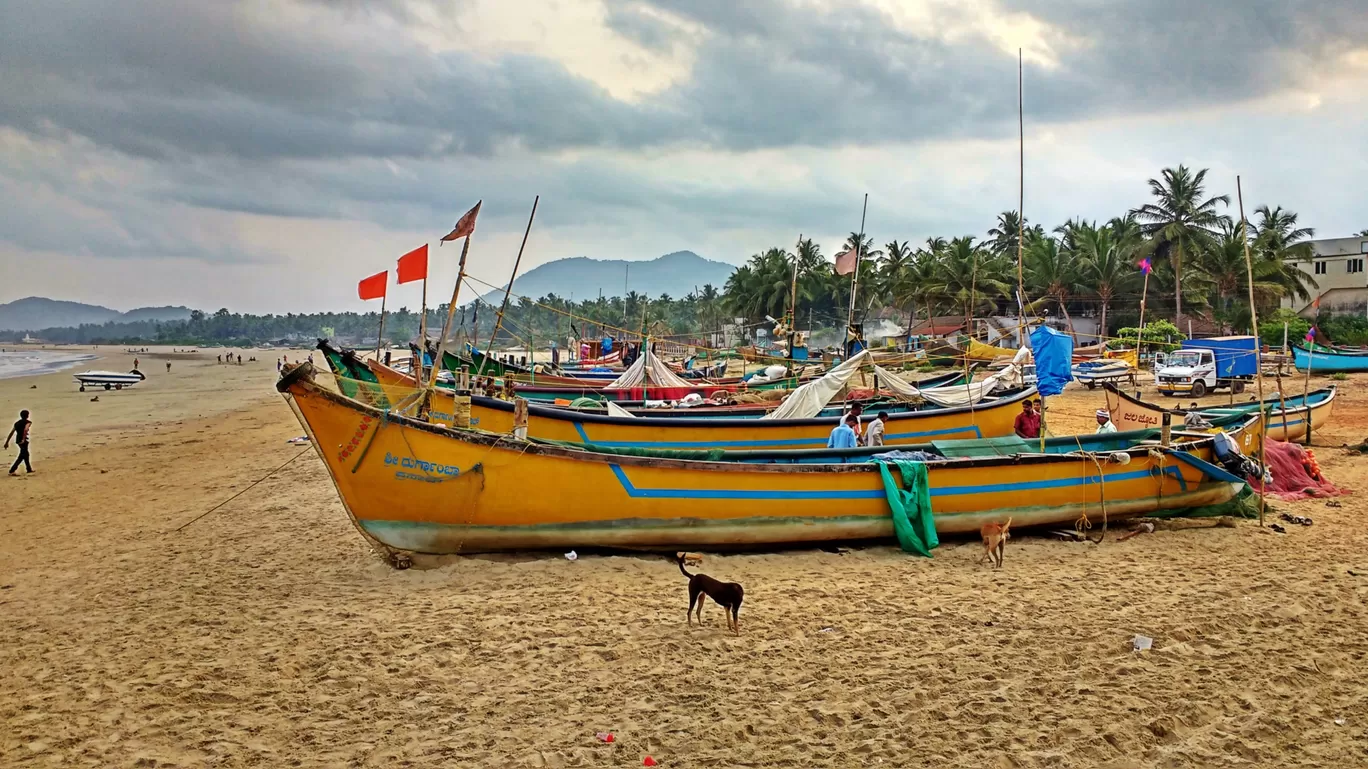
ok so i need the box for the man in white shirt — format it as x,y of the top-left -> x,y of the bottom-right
1095,409 -> 1118,434
864,411 -> 888,447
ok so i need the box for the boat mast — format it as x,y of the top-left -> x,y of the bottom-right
787,233 -> 802,366
1016,48 -> 1026,351
477,195 -> 540,377
1235,175 -> 1266,528
845,194 -> 869,357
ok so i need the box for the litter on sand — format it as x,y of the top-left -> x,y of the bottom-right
286,436 -> 311,445
564,551 -> 578,561
1132,635 -> 1153,652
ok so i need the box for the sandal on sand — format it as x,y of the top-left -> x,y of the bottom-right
1270,523 -> 1287,534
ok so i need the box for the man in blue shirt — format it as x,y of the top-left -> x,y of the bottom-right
827,414 -> 858,449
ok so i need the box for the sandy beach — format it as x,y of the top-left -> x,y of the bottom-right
2,347 -> 1366,768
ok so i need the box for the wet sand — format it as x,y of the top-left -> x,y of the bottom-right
2,347 -> 1366,767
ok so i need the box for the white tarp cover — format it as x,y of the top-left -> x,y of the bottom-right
873,363 -> 1022,408
605,401 -> 637,418
604,345 -> 692,390
761,349 -> 871,420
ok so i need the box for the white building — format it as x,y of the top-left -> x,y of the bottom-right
1281,235 -> 1368,316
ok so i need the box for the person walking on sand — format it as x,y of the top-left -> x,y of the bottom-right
1095,409 -> 1118,434
133,357 -> 140,370
166,361 -> 172,373
6,409 -> 33,475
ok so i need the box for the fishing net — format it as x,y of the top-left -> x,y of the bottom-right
877,460 -> 938,556
1248,440 -> 1346,501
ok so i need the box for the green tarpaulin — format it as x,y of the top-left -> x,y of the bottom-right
878,460 -> 938,556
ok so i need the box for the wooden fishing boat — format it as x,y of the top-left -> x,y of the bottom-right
1292,344 -> 1368,373
1103,384 -> 1335,443
278,363 -> 1249,554
353,355 -> 1033,449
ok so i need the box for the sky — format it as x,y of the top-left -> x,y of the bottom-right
1,0 -> 1366,314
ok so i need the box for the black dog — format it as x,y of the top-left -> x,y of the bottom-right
676,554 -> 743,634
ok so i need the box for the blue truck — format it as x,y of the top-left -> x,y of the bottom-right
1153,335 -> 1259,397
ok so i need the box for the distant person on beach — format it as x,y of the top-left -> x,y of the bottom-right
1014,400 -> 1040,439
166,362 -> 172,373
217,355 -> 222,364
237,354 -> 242,365
133,357 -> 139,370
827,414 -> 858,449
6,409 -> 33,475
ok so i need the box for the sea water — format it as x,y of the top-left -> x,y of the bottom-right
0,349 -> 98,380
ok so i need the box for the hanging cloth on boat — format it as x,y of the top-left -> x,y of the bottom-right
1029,325 -> 1074,396
604,345 -> 691,390
761,349 -> 871,420
872,364 -> 1020,407
605,401 -> 636,418
877,460 -> 938,556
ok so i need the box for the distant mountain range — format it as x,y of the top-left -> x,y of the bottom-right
0,297 -> 192,331
473,251 -> 735,306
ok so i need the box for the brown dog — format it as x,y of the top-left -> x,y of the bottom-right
676,554 -> 743,634
979,517 -> 1012,568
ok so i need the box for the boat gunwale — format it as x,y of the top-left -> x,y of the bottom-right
1102,381 -> 1336,419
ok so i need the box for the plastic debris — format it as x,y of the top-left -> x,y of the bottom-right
595,732 -> 615,743
564,551 -> 578,561
1132,634 -> 1153,652
643,757 -> 658,767
1334,718 -> 1346,726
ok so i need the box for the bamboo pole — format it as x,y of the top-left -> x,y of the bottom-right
845,194 -> 869,357
1236,176 -> 1265,527
478,196 -> 540,377
375,291 -> 387,362
428,232 -> 476,391
1016,48 -> 1027,351
787,233 -> 802,367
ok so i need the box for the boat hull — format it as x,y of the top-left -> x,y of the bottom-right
281,367 -> 1243,554
1292,344 -> 1368,373
1103,384 -> 1334,443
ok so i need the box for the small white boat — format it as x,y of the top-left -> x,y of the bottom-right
74,369 -> 146,391
1072,359 -> 1135,389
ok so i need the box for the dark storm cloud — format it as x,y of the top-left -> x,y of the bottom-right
4,0 -> 1363,165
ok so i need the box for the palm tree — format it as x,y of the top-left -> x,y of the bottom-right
1024,236 -> 1086,337
1131,165 -> 1231,325
1076,216 -> 1144,337
936,236 -> 1011,333
1197,220 -> 1313,332
987,210 -> 1030,259
879,240 -> 913,321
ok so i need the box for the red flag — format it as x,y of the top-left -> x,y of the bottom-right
358,270 -> 388,301
834,246 -> 858,276
396,244 -> 428,284
440,200 -> 482,244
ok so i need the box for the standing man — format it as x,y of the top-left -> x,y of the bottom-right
1095,409 -> 1118,434
864,411 -> 888,447
133,356 -> 140,370
1014,400 -> 1040,439
6,409 -> 33,475
827,414 -> 858,449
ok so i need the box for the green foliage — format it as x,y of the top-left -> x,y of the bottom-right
1330,372 -> 1349,381
1320,315 -> 1368,346
1114,320 -> 1183,351
1258,309 -> 1309,349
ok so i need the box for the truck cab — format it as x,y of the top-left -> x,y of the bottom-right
1154,335 -> 1257,397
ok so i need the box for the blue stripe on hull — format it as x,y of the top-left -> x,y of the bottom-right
573,422 -> 984,448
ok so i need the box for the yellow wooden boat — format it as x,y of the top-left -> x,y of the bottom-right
349,355 -> 1032,449
279,364 -> 1249,554
1103,384 -> 1335,443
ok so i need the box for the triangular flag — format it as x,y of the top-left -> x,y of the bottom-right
440,201 -> 482,244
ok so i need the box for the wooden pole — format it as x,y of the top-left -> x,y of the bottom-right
1237,176 -> 1265,527
428,232 -> 476,391
1136,269 -> 1151,368
416,274 -> 428,377
845,194 -> 869,357
788,233 -> 802,366
1016,48 -> 1027,351
478,196 -> 540,377
375,290 -> 387,362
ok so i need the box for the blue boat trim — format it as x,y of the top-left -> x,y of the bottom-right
606,463 -> 1191,500
573,422 -> 983,448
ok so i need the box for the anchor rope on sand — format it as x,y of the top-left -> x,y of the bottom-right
170,445 -> 315,533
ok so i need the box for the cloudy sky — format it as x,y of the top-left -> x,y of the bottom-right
2,0 -> 1366,314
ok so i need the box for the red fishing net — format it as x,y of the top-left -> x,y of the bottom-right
1250,440 -> 1347,501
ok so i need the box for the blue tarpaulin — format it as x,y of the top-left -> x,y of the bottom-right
1030,325 -> 1074,396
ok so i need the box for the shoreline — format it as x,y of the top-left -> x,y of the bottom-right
0,349 -> 99,381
